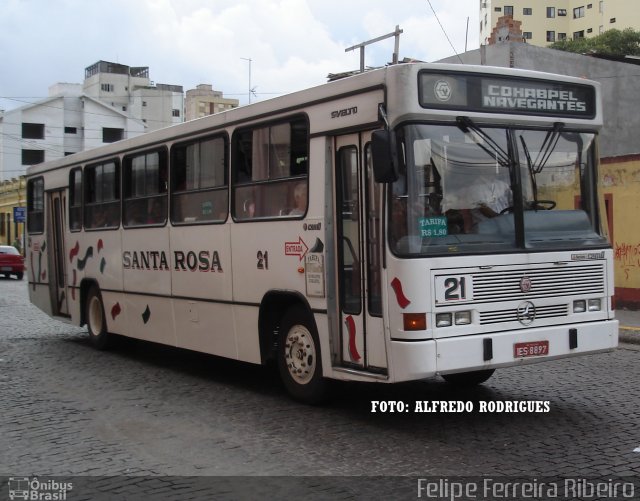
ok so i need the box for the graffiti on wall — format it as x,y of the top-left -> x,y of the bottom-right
614,241 -> 640,281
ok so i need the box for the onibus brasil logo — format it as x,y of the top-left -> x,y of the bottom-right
8,477 -> 73,500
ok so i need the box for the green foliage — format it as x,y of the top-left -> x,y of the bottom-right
549,28 -> 640,57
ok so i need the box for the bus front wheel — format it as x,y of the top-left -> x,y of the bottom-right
277,306 -> 328,404
442,369 -> 495,386
85,286 -> 111,350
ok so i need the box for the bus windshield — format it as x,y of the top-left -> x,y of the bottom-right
389,122 -> 608,256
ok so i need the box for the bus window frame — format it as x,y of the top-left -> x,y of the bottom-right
68,167 -> 83,232
27,176 -> 45,235
170,132 -> 229,226
83,158 -> 121,231
122,147 -> 169,229
231,114 -> 310,222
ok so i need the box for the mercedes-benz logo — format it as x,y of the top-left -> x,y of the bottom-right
520,276 -> 532,293
434,80 -> 452,102
516,301 -> 536,325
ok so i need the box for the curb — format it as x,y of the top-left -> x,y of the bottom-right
619,326 -> 640,345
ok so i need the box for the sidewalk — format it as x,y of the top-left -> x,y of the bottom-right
617,309 -> 640,345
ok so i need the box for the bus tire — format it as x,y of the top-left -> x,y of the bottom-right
85,286 -> 111,350
442,369 -> 495,386
277,306 -> 328,404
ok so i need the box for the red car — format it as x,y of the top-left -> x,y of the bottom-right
0,245 -> 25,280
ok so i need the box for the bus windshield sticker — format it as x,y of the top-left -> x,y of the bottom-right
419,216 -> 448,238
305,253 -> 325,298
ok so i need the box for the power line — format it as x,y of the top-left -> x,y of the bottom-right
427,0 -> 464,64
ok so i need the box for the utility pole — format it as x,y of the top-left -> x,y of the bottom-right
240,57 -> 252,104
345,25 -> 404,73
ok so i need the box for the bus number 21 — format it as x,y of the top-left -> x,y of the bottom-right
444,277 -> 467,301
257,250 -> 269,270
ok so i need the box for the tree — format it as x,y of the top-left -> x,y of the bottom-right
550,28 -> 640,57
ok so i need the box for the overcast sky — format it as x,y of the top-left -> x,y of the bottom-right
0,0 -> 480,112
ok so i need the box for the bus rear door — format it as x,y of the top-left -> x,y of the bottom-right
48,190 -> 69,316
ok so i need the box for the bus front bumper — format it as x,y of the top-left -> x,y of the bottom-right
389,320 -> 619,383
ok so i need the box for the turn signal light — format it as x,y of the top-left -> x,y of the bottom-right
403,313 -> 427,331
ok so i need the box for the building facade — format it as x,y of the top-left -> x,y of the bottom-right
480,0 -> 640,47
185,84 -> 239,122
0,61 -> 183,181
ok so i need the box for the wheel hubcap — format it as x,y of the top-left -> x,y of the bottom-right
88,297 -> 103,335
284,325 -> 315,385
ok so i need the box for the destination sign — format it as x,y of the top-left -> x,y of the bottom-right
419,71 -> 596,119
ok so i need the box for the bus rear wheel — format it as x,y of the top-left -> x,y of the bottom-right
442,369 -> 495,386
277,306 -> 328,404
85,286 -> 111,350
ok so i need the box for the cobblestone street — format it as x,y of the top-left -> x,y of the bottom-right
1,278 -> 639,498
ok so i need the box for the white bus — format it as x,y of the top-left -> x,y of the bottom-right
26,63 -> 618,403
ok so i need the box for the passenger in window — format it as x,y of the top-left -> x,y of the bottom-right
289,183 -> 307,216
243,198 -> 256,218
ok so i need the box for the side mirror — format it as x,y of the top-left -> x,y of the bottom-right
371,129 -> 399,183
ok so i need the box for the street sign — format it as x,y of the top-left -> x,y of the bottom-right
13,207 -> 26,223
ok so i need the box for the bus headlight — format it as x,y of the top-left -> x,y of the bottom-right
436,313 -> 452,328
588,298 -> 602,311
573,300 -> 586,313
455,311 -> 472,325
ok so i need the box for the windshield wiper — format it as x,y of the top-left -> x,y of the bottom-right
456,116 -> 511,167
531,122 -> 564,174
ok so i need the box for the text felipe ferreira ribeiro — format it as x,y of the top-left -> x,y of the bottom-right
371,400 -> 551,413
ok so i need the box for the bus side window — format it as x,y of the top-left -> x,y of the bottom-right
231,117 -> 309,220
84,160 -> 120,230
123,149 -> 168,227
170,135 -> 228,224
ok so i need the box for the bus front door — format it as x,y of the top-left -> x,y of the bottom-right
334,133 -> 387,372
48,190 -> 69,316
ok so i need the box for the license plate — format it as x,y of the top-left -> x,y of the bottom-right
1,266 -> 12,271
514,340 -> 549,358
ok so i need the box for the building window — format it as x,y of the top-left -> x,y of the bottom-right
102,127 -> 123,143
587,3 -> 592,8
558,9 -> 567,16
142,101 -> 147,107
21,149 -> 44,165
84,160 -> 120,229
123,149 -> 168,226
494,6 -> 502,11
558,33 -> 567,40
547,7 -> 555,17
172,109 -> 180,117
64,127 -> 77,134
523,8 -> 532,15
573,6 -> 585,18
171,135 -> 228,224
504,5 -> 513,16
69,168 -> 82,231
610,18 -> 616,23
100,83 -> 114,92
547,31 -> 556,42
232,117 -> 309,220
22,123 -> 44,139
587,28 -> 593,33
523,32 -> 533,40
573,30 -> 585,39
27,178 -> 45,234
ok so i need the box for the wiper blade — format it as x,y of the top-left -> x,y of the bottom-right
532,122 -> 564,173
456,116 -> 511,167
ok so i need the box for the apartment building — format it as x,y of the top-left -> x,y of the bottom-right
480,0 -> 640,47
0,61 -> 183,181
184,84 -> 239,122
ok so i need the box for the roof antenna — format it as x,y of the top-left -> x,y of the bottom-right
345,25 -> 404,73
